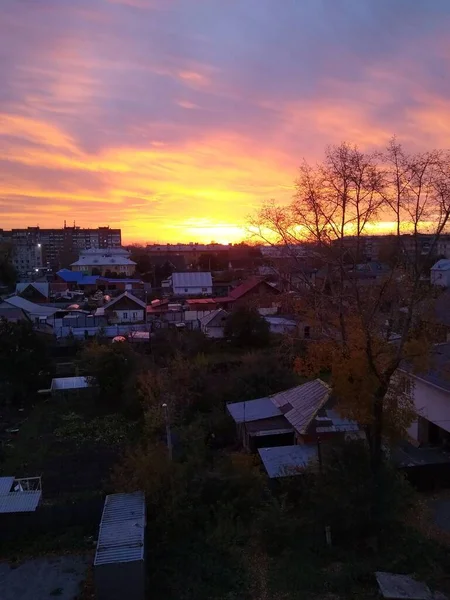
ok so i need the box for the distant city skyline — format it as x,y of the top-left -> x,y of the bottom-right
2,1 -> 450,243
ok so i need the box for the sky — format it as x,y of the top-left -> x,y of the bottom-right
1,0 -> 450,244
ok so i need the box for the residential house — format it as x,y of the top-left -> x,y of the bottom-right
264,316 -> 297,335
215,277 -> 280,310
200,309 -> 229,338
15,282 -> 49,303
399,343 -> 450,447
71,248 -> 136,276
95,291 -> 146,323
227,379 -> 332,451
56,269 -> 100,292
431,259 -> 450,288
170,272 -> 213,296
227,379 -> 361,479
96,278 -> 145,294
0,296 -> 58,324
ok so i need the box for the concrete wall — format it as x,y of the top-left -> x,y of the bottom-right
173,285 -> 213,296
409,377 -> 450,442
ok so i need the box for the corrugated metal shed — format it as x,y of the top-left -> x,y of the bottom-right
51,376 -> 90,391
94,492 -> 146,566
258,445 -> 318,478
0,477 -> 14,495
172,272 -> 212,289
270,379 -> 330,434
315,409 -> 360,433
0,491 -> 41,513
227,398 -> 282,424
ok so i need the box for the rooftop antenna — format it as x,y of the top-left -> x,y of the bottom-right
64,219 -> 66,228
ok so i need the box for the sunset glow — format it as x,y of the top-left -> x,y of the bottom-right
2,1 -> 450,243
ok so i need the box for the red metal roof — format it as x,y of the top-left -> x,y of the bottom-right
186,298 -> 217,305
228,277 -> 279,300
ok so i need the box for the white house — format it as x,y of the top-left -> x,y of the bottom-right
171,272 -> 213,296
264,316 -> 297,335
400,343 -> 450,446
95,291 -> 146,323
431,259 -> 450,288
200,309 -> 229,338
71,248 -> 136,276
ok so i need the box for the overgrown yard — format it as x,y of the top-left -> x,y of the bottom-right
1,394 -> 138,498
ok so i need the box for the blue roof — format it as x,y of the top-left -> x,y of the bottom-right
98,278 -> 143,284
80,276 -> 99,285
57,269 -> 84,283
227,397 -> 282,424
258,445 -> 318,478
56,270 -> 98,285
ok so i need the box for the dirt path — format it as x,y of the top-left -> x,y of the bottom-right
0,555 -> 89,600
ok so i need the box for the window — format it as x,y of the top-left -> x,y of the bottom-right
123,312 -> 128,319
401,376 -> 411,395
132,312 -> 138,320
184,288 -> 188,293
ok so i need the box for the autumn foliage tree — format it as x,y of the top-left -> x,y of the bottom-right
254,139 -> 450,468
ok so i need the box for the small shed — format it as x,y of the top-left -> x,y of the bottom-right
227,397 -> 294,450
94,491 -> 146,600
50,376 -> 94,399
258,445 -> 318,478
0,476 -> 42,513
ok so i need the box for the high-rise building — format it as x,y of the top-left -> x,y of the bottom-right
5,225 -> 122,273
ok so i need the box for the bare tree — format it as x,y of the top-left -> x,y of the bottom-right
253,140 -> 450,469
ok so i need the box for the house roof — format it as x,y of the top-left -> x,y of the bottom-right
149,254 -> 186,270
270,379 -> 330,434
172,272 -> 212,288
258,445 -> 318,478
16,282 -> 49,298
227,397 -> 282,424
0,477 -> 41,513
51,377 -> 90,391
432,258 -> 450,271
98,278 -> 143,284
100,291 -> 148,316
70,256 -> 136,267
94,491 -> 146,566
401,342 -> 450,392
57,269 -> 85,283
199,309 -> 229,327
229,277 -> 279,300
315,409 -> 360,434
186,298 -> 217,306
0,296 -> 58,317
56,270 -> 99,285
227,379 -> 330,435
264,316 -> 297,327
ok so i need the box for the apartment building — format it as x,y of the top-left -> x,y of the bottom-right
4,225 -> 121,271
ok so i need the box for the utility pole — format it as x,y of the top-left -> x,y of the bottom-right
162,403 -> 173,461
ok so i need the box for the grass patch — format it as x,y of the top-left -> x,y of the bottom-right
1,396 -> 138,497
0,525 -> 94,562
